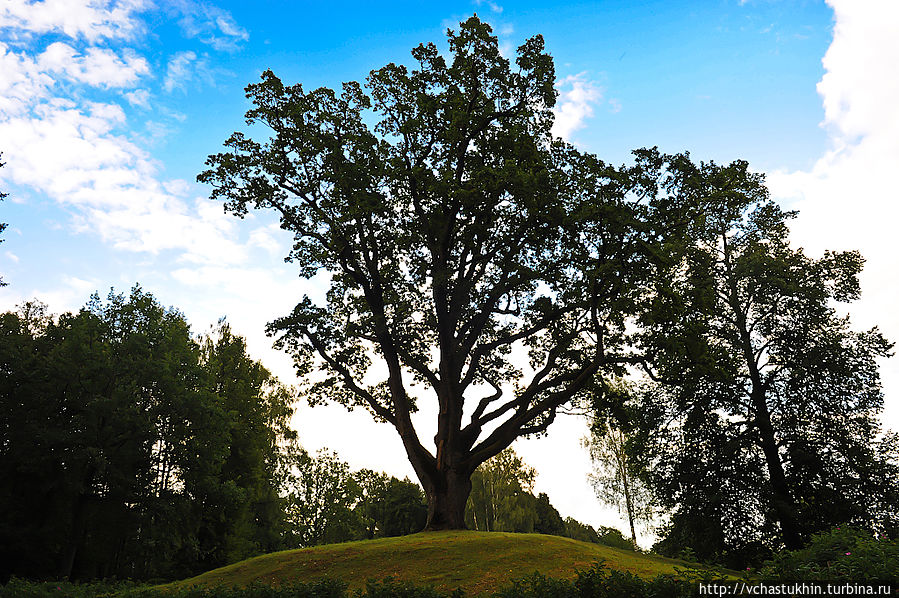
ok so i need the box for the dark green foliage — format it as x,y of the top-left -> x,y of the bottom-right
760,526 -> 899,582
629,151 -> 897,557
492,562 -> 723,598
0,578 -> 146,598
355,471 -> 428,539
193,321 -> 298,567
353,578 -> 457,598
533,493 -> 565,537
198,16 -> 659,529
465,449 -> 536,533
0,289 -> 296,582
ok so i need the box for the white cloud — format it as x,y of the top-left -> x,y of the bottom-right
0,43 -> 54,116
0,2 -> 255,274
38,42 -> 149,87
0,0 -> 148,42
163,50 -> 198,92
124,88 -> 150,107
170,0 -> 249,51
766,0 -> 899,426
552,72 -> 603,141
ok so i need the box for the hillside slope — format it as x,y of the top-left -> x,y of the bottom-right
165,531 -> 715,596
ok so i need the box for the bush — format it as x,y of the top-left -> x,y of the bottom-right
0,578 -> 144,597
0,578 -> 456,598
1,564 -> 736,598
760,526 -> 899,582
491,562 -> 730,598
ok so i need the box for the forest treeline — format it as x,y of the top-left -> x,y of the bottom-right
0,289 -> 420,581
0,289 -> 618,583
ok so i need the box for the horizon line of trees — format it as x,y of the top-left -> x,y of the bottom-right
0,288 -> 433,583
0,289 -> 630,584
1,288 -> 297,582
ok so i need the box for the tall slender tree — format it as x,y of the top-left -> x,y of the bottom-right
465,448 -> 537,532
199,17 -> 655,529
634,153 -> 896,551
584,416 -> 653,546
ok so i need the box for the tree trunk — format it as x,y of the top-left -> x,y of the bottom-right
58,492 -> 88,580
722,231 -> 802,551
423,469 -> 472,530
753,397 -> 803,550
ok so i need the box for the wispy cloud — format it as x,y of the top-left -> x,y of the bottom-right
0,0 -> 149,42
164,50 -> 197,92
124,88 -> 150,107
169,0 -> 249,51
552,72 -> 603,142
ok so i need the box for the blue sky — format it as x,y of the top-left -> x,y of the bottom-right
2,0 -> 897,540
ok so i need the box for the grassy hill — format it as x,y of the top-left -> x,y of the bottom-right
163,531 -> 721,596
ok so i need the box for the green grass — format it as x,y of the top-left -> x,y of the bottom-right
162,531 -> 727,596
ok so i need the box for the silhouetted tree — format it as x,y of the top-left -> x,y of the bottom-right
0,289 -> 296,581
199,16 -> 657,530
632,152 -> 897,552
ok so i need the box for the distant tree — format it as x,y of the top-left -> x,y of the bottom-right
466,448 -> 537,533
633,152 -> 897,552
562,517 -> 600,544
595,525 -> 637,551
584,400 -> 654,546
284,449 -> 363,547
533,492 -> 565,536
199,17 -> 658,529
355,470 -> 428,538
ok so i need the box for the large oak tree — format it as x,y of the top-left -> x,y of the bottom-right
199,17 -> 653,529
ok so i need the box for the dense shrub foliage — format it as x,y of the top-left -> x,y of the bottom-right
0,292 -> 429,584
760,526 -> 899,582
0,564 -> 725,597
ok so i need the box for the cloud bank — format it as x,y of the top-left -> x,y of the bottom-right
767,0 -> 899,424
0,0 -> 256,269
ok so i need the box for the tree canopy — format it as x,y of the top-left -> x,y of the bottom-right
628,153 -> 897,558
199,16 -> 656,528
0,289 -> 297,581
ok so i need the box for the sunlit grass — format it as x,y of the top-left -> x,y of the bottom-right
162,531 -> 729,596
